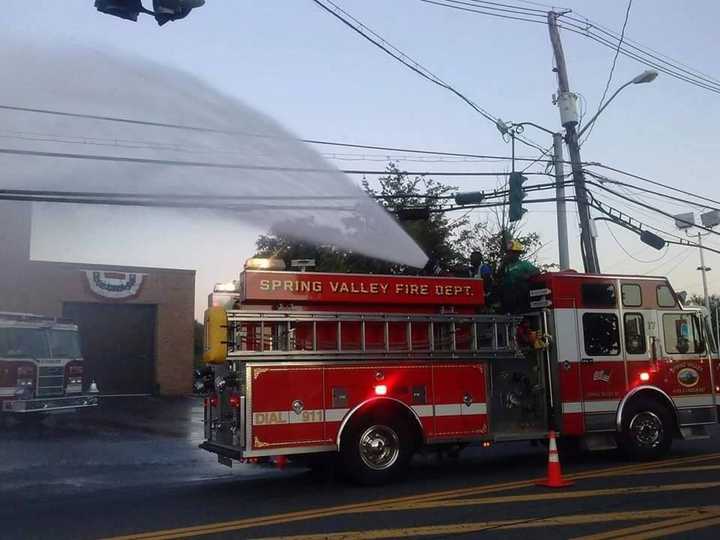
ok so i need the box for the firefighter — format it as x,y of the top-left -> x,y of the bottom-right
496,239 -> 540,313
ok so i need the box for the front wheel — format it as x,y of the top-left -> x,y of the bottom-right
619,398 -> 673,460
340,413 -> 414,485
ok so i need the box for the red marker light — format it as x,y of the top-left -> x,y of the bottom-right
640,372 -> 650,382
209,393 -> 219,407
374,384 -> 388,396
229,393 -> 241,408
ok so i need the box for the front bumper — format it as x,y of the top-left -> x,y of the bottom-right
2,394 -> 99,414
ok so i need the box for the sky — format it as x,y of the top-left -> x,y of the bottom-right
3,0 -> 720,318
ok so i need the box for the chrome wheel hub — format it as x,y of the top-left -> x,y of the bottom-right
359,425 -> 400,470
629,411 -> 663,448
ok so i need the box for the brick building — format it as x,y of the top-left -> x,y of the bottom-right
0,202 -> 195,395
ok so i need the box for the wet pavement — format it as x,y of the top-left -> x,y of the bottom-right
2,399 -> 720,539
0,397 -> 270,501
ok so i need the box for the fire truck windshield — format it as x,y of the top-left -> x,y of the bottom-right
0,327 -> 50,358
48,330 -> 82,358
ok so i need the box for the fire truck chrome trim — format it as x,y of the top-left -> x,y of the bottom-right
673,395 -> 715,408
615,385 -> 676,431
336,397 -> 424,448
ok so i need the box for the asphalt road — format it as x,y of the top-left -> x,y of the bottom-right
2,398 -> 720,540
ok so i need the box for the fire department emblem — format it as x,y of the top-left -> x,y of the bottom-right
592,369 -> 611,383
84,270 -> 146,299
677,367 -> 700,388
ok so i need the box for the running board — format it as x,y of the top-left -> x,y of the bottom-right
679,425 -> 710,440
493,432 -> 548,442
582,433 -> 618,452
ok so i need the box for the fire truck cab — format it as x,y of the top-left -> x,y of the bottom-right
199,265 -> 719,484
0,312 -> 99,417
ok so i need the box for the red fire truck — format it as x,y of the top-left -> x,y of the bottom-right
0,312 -> 99,418
199,262 -> 720,484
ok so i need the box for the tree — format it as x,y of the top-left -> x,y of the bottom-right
255,163 -> 546,276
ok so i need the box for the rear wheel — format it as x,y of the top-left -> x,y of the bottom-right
619,398 -> 673,461
340,412 -> 415,485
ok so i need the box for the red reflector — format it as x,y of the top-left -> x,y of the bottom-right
209,394 -> 219,407
374,384 -> 387,396
640,372 -> 650,382
229,393 -> 241,408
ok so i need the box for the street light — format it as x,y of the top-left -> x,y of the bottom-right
578,70 -> 659,138
673,210 -> 718,313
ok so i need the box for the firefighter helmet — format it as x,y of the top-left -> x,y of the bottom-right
507,239 -> 525,253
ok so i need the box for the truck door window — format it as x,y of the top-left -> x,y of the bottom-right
581,283 -> 617,308
623,313 -> 646,354
663,314 -> 704,354
621,284 -> 642,307
582,313 -> 620,356
657,285 -> 677,307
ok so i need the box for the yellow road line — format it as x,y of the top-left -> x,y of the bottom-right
625,463 -> 720,475
623,515 -> 720,540
382,480 -> 720,511
572,508 -> 720,540
252,506 -> 720,540
103,452 -> 720,540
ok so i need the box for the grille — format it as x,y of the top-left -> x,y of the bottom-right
37,366 -> 65,397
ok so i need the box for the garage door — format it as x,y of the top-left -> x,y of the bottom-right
63,303 -> 156,395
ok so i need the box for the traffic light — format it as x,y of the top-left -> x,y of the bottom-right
397,207 -> 431,221
95,0 -> 145,21
153,0 -> 205,25
508,172 -> 527,222
454,191 -> 485,206
95,0 -> 204,25
640,230 -> 666,250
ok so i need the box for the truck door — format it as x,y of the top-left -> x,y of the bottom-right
576,282 -> 626,429
657,310 -> 716,414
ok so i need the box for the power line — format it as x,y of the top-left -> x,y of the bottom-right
602,219 -> 669,264
418,0 -> 720,96
586,162 -> 720,209
586,179 -> 720,239
580,0 -> 633,146
0,146 -> 551,177
310,0 -> 546,152
583,170 -> 720,214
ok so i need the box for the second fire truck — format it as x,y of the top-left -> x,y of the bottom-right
199,259 -> 720,484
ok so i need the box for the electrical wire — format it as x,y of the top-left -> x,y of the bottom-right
310,0 -> 546,152
646,248 -> 692,276
0,146 -> 551,177
580,0 -> 632,146
585,164 -> 720,210
417,0 -> 720,96
603,219 -> 669,264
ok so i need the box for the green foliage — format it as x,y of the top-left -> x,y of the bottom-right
255,163 -> 547,276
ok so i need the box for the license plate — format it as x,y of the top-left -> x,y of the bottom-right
218,455 -> 233,468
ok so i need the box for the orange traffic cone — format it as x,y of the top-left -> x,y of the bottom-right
536,431 -> 574,488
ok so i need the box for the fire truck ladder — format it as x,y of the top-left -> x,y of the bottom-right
225,311 -> 521,361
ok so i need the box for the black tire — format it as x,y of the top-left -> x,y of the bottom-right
340,410 -> 415,485
619,397 -> 673,461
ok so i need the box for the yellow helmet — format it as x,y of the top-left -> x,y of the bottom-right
507,239 -> 525,252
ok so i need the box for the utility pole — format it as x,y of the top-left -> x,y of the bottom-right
547,12 -> 600,273
697,232 -> 711,313
552,132 -> 570,270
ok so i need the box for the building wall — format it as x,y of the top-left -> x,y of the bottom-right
0,202 -> 195,395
